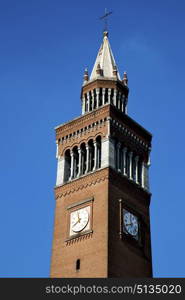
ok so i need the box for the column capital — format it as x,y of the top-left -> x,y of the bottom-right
135,155 -> 139,162
128,151 -> 133,157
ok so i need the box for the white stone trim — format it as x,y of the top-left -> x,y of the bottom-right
93,141 -> 97,171
129,151 -> 133,179
56,156 -> 65,186
69,150 -> 74,180
135,156 -> 139,184
101,138 -> 115,169
122,147 -> 127,176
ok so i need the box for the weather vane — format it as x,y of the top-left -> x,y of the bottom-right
99,8 -> 113,32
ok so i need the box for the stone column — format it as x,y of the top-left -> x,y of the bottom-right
93,141 -> 97,170
118,92 -> 121,110
121,95 -> 125,113
141,161 -> 145,188
125,97 -> 128,114
85,144 -> 89,173
129,151 -> 133,179
117,142 -> 121,172
77,147 -> 82,177
113,89 -> 117,106
108,88 -> 111,104
102,88 -> 106,105
87,92 -> 90,112
81,150 -> 85,175
96,88 -> 100,108
69,150 -> 74,180
135,156 -> 139,183
91,91 -> 95,110
122,147 -> 127,175
82,96 -> 86,115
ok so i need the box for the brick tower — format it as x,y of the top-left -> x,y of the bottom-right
50,31 -> 153,278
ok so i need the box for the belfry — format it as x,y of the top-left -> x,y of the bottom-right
50,30 -> 153,278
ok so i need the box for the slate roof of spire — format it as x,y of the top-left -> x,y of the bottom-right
90,31 -> 121,80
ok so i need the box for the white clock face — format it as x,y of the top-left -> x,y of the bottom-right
70,207 -> 89,233
123,211 -> 138,236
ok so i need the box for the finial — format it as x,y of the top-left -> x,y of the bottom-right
83,68 -> 89,82
123,71 -> 128,86
103,31 -> 109,38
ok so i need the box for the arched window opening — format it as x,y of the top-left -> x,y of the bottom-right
88,139 -> 94,172
89,91 -> 93,111
64,149 -> 71,182
138,159 -> 143,185
96,136 -> 102,169
99,88 -> 102,107
93,89 -> 97,109
85,94 -> 88,112
132,154 -> 136,182
81,143 -> 86,175
73,146 -> 79,179
125,149 -> 130,177
104,88 -> 108,104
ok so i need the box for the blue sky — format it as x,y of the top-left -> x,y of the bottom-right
0,0 -> 185,277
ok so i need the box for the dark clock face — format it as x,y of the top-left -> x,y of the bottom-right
123,209 -> 139,239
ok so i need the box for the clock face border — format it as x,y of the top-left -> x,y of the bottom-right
69,206 -> 91,236
123,208 -> 139,240
66,198 -> 94,241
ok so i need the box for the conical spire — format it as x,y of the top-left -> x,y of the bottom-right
90,31 -> 121,80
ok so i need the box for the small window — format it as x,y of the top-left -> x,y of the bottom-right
76,259 -> 80,271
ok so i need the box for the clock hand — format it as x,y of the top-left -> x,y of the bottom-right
77,212 -> 81,222
72,219 -> 80,227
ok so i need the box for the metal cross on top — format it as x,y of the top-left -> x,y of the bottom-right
99,8 -> 113,32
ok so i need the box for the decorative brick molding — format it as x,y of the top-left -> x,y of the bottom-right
55,104 -> 110,137
55,168 -> 109,199
65,231 -> 93,246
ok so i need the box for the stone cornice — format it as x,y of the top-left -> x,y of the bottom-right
81,77 -> 128,95
55,104 -> 109,134
110,117 -> 150,153
110,105 -> 152,141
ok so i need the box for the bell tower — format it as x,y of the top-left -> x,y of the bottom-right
50,31 -> 153,278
